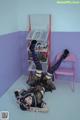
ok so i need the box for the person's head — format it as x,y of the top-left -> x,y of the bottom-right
25,96 -> 32,106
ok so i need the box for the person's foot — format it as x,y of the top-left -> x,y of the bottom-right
29,40 -> 37,52
62,49 -> 69,59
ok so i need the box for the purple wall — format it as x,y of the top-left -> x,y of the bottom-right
0,31 -> 80,97
23,32 -> 80,81
0,32 -> 26,97
51,32 -> 80,81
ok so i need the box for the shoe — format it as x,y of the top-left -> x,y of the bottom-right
29,40 -> 37,52
62,49 -> 69,59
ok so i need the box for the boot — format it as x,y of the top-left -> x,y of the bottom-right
62,49 -> 69,59
29,40 -> 37,52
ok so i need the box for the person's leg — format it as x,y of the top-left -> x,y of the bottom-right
29,40 -> 42,70
46,49 -> 69,80
31,50 -> 42,77
28,40 -> 43,85
42,49 -> 69,92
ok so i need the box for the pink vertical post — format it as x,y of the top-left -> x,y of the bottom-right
48,14 -> 51,69
29,15 -> 31,32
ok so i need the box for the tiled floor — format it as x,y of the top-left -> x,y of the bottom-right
0,75 -> 80,120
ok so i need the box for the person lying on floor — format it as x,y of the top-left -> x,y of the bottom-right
14,85 -> 48,112
27,40 -> 70,92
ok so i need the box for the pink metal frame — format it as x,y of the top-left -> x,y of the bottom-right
55,53 -> 76,92
28,14 -> 51,68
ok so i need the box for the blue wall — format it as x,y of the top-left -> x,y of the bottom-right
0,0 -> 18,35
17,0 -> 80,31
0,0 -> 80,33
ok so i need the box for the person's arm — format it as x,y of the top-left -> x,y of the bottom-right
29,105 -> 48,112
29,101 -> 48,112
18,102 -> 47,112
17,98 -> 48,112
